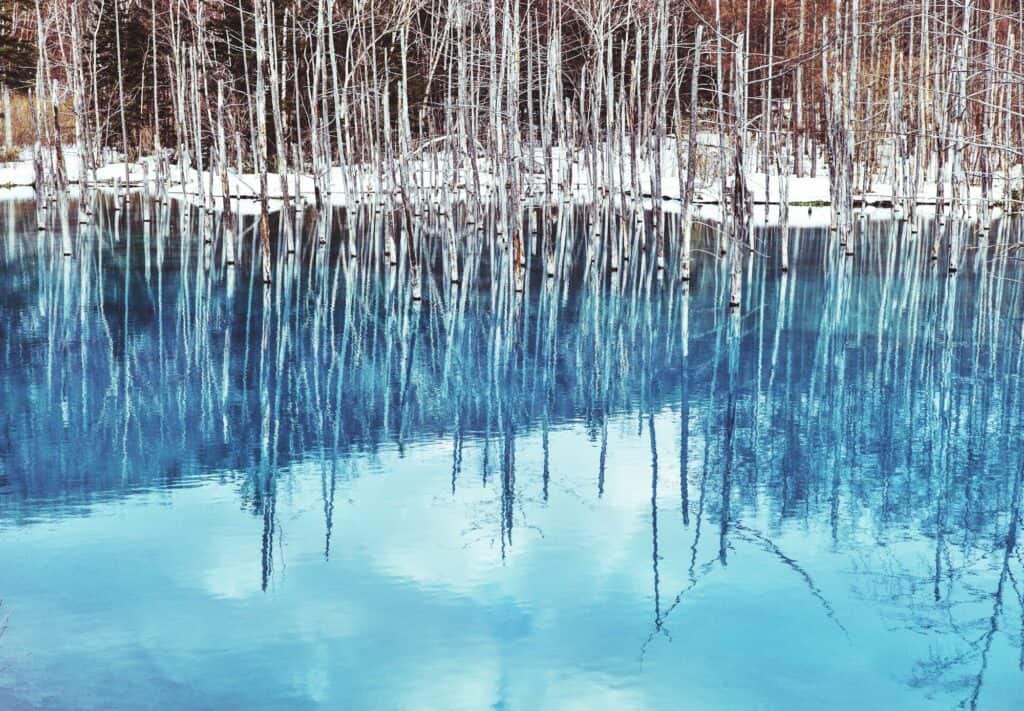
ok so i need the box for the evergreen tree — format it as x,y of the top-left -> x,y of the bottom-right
0,0 -> 36,89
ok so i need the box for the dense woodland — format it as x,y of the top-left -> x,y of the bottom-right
3,0 -> 1022,176
1,0 -> 1024,293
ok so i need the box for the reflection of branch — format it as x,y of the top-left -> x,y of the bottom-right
734,522 -> 850,638
0,600 -> 7,673
640,554 -> 720,661
964,555 -> 1011,710
848,548 -> 1008,695
649,412 -> 662,638
322,460 -> 338,560
963,461 -> 1022,710
1006,567 -> 1024,673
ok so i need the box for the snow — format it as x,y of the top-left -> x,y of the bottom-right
2,143 -> 1022,218
745,173 -> 833,205
0,160 -> 34,187
94,162 -> 148,184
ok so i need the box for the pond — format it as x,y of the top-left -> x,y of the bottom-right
0,196 -> 1022,710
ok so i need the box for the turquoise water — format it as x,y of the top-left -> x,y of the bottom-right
0,198 -> 1022,710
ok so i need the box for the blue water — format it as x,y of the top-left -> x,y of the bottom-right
1,197 -> 1023,710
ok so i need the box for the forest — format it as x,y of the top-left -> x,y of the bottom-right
1,0 -> 1023,294
2,0 -> 1021,195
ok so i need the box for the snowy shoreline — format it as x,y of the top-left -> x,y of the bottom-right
2,147 -> 1021,214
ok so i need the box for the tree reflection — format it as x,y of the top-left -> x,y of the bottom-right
1,197 -> 1023,704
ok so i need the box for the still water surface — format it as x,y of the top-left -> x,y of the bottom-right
1,199 -> 1023,710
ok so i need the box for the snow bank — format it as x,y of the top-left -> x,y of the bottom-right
2,144 -> 1022,215
0,160 -> 34,187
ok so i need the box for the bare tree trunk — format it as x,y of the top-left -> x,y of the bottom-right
217,80 -> 235,267
2,85 -> 11,153
681,24 -> 702,283
255,0 -> 272,284
115,0 -> 130,201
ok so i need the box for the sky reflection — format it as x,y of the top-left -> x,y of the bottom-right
0,197 -> 1023,710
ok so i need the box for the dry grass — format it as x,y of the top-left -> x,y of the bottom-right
3,91 -> 34,148
2,91 -> 76,150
